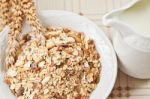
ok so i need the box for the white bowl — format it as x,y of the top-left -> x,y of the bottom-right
0,10 -> 117,99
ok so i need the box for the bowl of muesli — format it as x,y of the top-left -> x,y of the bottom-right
0,10 -> 117,99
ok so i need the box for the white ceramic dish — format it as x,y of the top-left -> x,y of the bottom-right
0,10 -> 117,99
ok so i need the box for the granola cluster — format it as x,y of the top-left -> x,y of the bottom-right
4,27 -> 101,99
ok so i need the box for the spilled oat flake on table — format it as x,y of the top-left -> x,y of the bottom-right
36,0 -> 150,99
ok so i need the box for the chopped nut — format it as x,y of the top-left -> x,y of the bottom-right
24,61 -> 32,68
67,37 -> 75,42
15,59 -> 24,66
15,86 -> 24,97
45,57 -> 51,65
54,93 -> 62,99
10,84 -> 16,90
31,63 -> 38,71
33,83 -> 42,89
86,73 -> 94,83
41,76 -> 50,85
73,50 -> 78,56
46,40 -> 55,49
63,28 -> 71,33
38,61 -> 45,68
44,89 -> 49,94
6,68 -> 17,77
33,56 -> 41,63
84,61 -> 89,68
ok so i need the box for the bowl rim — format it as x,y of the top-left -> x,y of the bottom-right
0,10 -> 118,99
38,10 -> 118,98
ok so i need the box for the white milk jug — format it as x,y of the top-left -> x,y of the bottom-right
103,0 -> 150,79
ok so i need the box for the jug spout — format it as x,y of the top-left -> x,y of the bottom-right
102,10 -> 127,33
102,11 -> 128,35
103,11 -> 119,26
103,11 -> 137,38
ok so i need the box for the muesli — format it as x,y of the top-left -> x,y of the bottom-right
1,0 -> 101,99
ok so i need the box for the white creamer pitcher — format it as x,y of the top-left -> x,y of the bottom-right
103,0 -> 150,79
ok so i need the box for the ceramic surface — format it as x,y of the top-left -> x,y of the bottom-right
0,11 -> 117,99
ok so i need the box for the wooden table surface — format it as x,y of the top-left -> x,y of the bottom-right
37,0 -> 150,99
